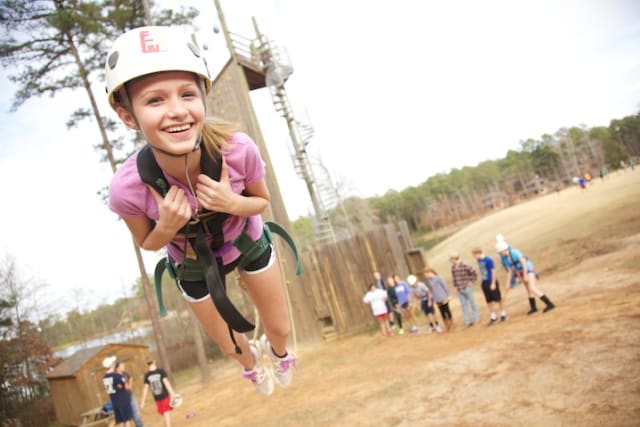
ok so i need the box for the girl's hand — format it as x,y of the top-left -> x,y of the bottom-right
150,185 -> 192,234
196,158 -> 238,213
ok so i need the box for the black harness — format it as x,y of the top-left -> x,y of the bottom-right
137,145 -> 302,353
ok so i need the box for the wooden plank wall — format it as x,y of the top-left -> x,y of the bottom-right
297,221 -> 422,336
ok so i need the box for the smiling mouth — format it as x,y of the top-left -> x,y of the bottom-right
165,124 -> 191,133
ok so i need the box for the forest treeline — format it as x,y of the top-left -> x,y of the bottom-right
292,113 -> 640,248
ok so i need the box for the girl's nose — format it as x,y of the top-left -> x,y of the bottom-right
167,97 -> 188,118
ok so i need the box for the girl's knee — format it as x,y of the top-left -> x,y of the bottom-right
266,323 -> 290,340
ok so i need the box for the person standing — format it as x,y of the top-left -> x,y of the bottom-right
373,271 -> 395,328
407,274 -> 442,333
424,268 -> 454,332
385,276 -> 404,334
102,356 -> 134,427
141,359 -> 178,427
449,253 -> 479,327
495,235 -> 555,314
472,247 -> 507,325
393,274 -> 420,333
363,283 -> 393,337
116,361 -> 144,427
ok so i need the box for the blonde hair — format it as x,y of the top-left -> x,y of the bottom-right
471,247 -> 483,255
200,117 -> 237,158
424,267 -> 438,275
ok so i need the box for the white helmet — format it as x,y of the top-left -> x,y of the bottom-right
407,275 -> 417,285
102,355 -> 116,369
105,26 -> 212,110
495,240 -> 509,252
170,394 -> 183,408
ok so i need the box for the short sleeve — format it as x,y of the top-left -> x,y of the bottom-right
224,132 -> 266,186
107,153 -> 150,218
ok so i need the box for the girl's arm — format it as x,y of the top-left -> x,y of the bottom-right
506,268 -> 514,288
517,257 -> 529,284
123,185 -> 192,251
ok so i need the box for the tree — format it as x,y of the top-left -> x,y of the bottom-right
590,126 -> 626,167
0,0 -> 198,377
530,141 -> 561,180
0,257 -> 54,420
610,115 -> 640,157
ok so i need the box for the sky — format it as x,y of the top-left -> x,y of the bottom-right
1,0 -> 639,317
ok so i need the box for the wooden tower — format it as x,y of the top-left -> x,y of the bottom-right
209,1 -> 322,342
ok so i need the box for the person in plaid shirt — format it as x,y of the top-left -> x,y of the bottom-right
450,252 -> 479,327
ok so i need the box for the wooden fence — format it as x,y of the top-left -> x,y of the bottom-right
295,221 -> 427,338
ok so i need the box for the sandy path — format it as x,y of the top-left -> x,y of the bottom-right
136,172 -> 640,427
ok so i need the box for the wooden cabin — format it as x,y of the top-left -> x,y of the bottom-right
47,343 -> 150,426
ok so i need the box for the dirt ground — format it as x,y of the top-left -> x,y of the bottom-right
137,171 -> 640,427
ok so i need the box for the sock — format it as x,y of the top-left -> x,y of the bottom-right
491,312 -> 497,320
501,310 -> 506,316
272,346 -> 288,359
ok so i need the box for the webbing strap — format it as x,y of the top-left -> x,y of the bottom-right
193,226 -> 255,333
153,220 -> 302,354
264,221 -> 303,276
154,259 -> 169,317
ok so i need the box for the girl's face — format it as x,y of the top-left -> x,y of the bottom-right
119,71 -> 205,156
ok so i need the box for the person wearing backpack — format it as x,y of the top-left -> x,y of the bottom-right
105,26 -> 296,396
495,235 -> 555,315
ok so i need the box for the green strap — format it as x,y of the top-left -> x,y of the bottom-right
154,259 -> 169,317
153,220 -> 303,318
265,221 -> 303,276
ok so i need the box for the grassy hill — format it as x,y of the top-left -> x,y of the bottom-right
424,170 -> 640,278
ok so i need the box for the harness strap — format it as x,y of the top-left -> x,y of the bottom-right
139,141 -> 303,353
153,220 -> 303,319
264,221 -> 303,276
192,226 -> 255,334
154,259 -> 169,317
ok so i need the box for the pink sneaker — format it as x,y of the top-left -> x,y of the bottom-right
242,341 -> 274,395
260,335 -> 295,388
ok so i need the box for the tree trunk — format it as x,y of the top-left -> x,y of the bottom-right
132,240 -> 172,377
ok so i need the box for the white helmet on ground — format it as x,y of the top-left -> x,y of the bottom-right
170,394 -> 183,408
105,26 -> 212,110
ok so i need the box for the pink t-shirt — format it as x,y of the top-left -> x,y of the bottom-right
108,132 -> 266,266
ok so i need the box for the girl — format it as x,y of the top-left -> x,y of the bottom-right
363,284 -> 392,337
385,275 -> 403,334
424,268 -> 454,331
407,274 -> 442,333
495,235 -> 555,314
105,26 -> 294,396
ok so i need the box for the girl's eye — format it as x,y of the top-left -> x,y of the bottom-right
147,97 -> 162,105
182,91 -> 197,98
